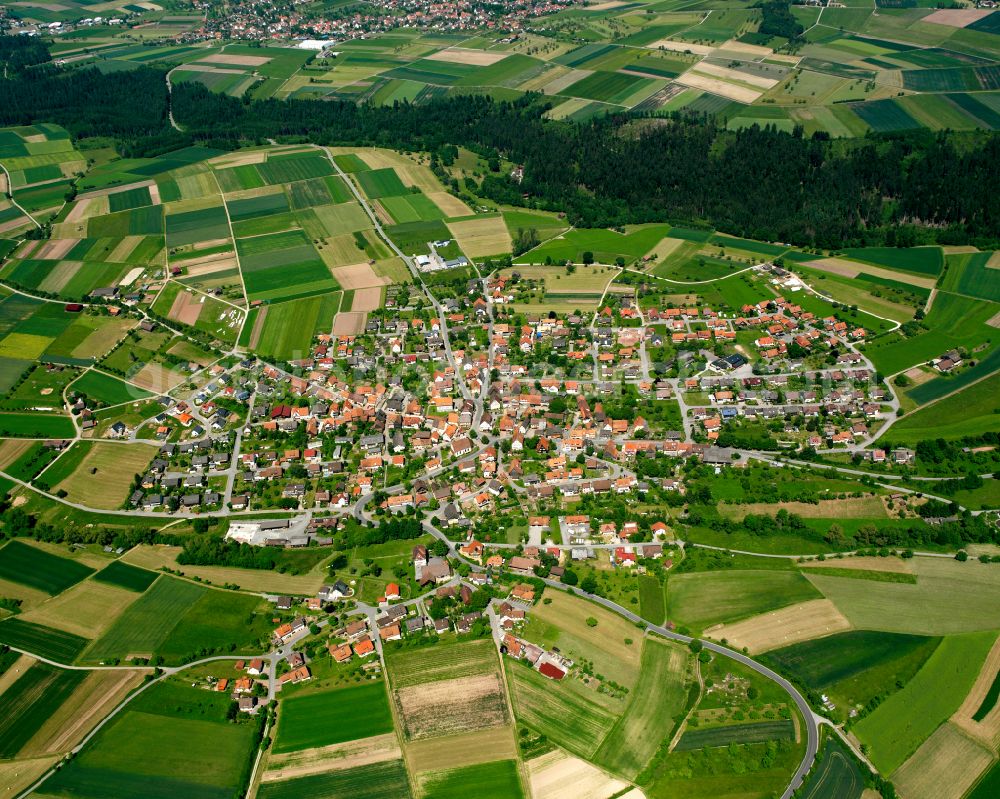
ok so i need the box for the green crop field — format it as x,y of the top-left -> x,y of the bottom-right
156,589 -> 269,661
164,205 -> 231,248
562,70 -> 656,105
0,662 -> 86,758
594,637 -> 693,778
0,617 -> 90,662
258,152 -> 333,184
797,734 -> 865,799
236,228 -> 338,302
638,574 -> 666,625
386,637 -> 497,688
0,411 -> 76,438
255,292 -> 339,361
883,375 -> 1000,444
940,251 -> 1000,303
674,720 -> 796,751
508,663 -> 617,757
258,760 -> 412,799
840,246 -> 943,277
806,558 -> 1000,635
226,191 -> 289,221
0,539 -> 95,594
356,167 -> 408,199
85,576 -> 206,662
667,570 -> 822,631
515,224 -> 670,265
94,560 -> 158,593
973,669 -> 1000,722
969,761 -> 1000,799
45,708 -> 258,799
71,369 -> 152,406
273,681 -> 394,753
854,630 -> 996,774
764,631 -> 941,717
108,186 -> 154,213
420,759 -> 523,799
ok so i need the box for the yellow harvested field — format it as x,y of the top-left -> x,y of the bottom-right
892,723 -> 994,799
332,311 -> 366,335
181,255 -> 240,275
198,53 -> 272,66
330,262 -> 390,290
211,150 -> 269,168
527,750 -> 632,799
426,191 -> 472,219
71,318 -> 136,360
131,362 -> 186,393
425,48 -> 509,66
951,633 -> 1000,745
0,755 -> 60,798
448,216 -> 512,258
20,580 -> 140,639
0,438 -> 36,469
804,257 -> 937,289
650,40 -> 714,56
351,287 -> 383,313
987,251 -> 1000,269
54,443 -> 159,510
675,70 -> 762,103
405,727 -> 517,773
719,496 -> 887,520
923,8 -> 994,27
646,236 -> 687,262
317,232 -> 371,269
122,543 -> 327,593
706,599 -> 852,654
263,734 -> 401,782
542,69 -> 592,95
692,62 -> 779,89
20,668 -> 148,757
718,39 -> 775,58
0,654 -> 37,698
800,556 -> 913,574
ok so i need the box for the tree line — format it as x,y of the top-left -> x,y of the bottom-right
0,47 -> 998,250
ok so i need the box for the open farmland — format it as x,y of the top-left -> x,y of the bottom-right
805,558 -> 1000,635
396,670 -> 509,740
526,749 -> 630,799
796,735 -> 865,799
0,539 -> 94,595
515,224 -> 670,266
52,442 -> 158,509
0,617 -> 90,662
84,575 -> 206,662
236,228 -> 339,302
258,759 -> 412,799
892,721 -> 995,799
93,560 -> 158,593
386,637 -> 498,688
666,570 -> 823,632
593,637 -> 694,778
70,369 -> 151,406
0,662 -> 86,758
706,599 -> 852,654
274,682 -> 394,754
418,759 -> 525,799
254,292 -> 339,361
854,631 -> 996,774
19,578 -> 140,639
508,663 -> 617,757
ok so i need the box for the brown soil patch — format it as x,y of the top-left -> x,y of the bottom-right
425,48 -> 508,66
923,8 -> 994,27
527,750 -> 631,799
132,363 -> 185,393
65,198 -> 98,224
951,633 -> 1000,747
248,305 -> 268,350
396,673 -> 508,740
0,654 -> 37,698
175,253 -> 238,273
706,599 -> 852,654
371,200 -> 394,228
21,669 -> 148,756
0,217 -> 30,235
33,239 -> 77,260
199,53 -> 272,67
263,734 -> 400,782
330,262 -> 390,290
167,287 -> 205,326
351,287 -> 382,313
405,726 -> 517,773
